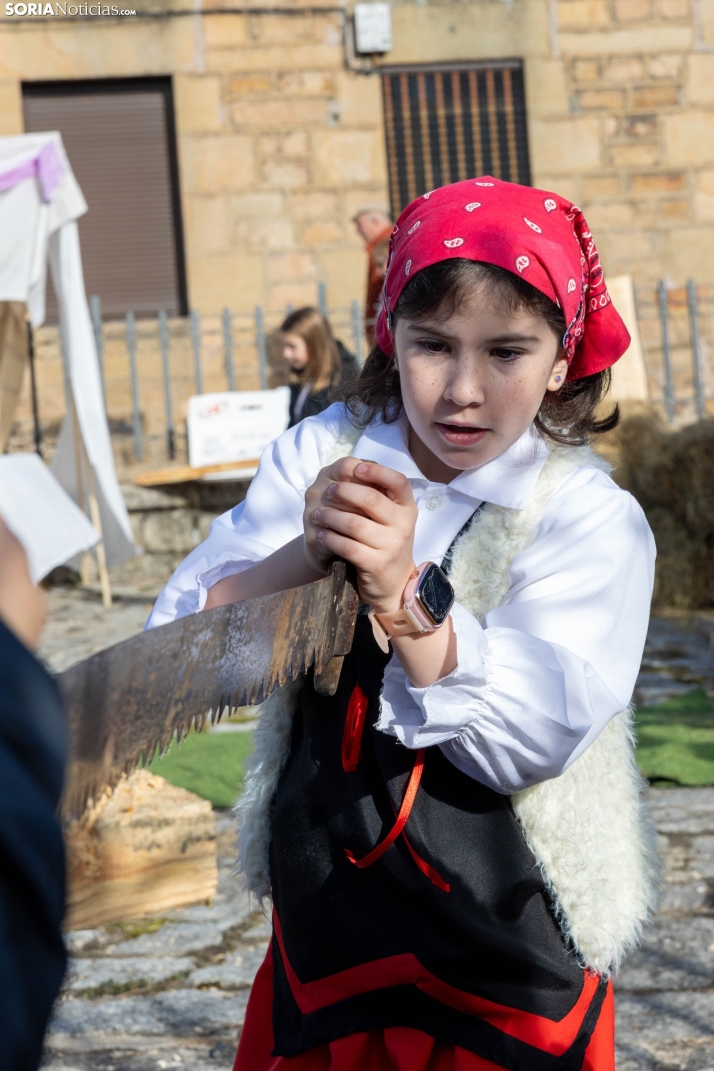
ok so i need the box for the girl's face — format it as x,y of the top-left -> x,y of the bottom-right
393,285 -> 569,483
282,332 -> 309,373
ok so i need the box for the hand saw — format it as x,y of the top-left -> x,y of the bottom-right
57,561 -> 359,819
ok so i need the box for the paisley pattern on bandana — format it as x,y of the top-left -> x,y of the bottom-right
376,176 -> 630,380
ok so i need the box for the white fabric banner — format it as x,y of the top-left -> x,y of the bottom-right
0,132 -> 135,567
0,453 -> 98,583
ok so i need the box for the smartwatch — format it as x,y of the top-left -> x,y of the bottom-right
369,562 -> 455,654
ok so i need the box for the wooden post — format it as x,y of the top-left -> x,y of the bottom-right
71,393 -> 112,607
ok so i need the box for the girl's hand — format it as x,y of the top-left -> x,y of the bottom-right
303,457 -> 418,612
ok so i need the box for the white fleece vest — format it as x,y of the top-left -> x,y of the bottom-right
236,421 -> 660,976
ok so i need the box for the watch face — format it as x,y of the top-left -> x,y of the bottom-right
417,564 -> 455,625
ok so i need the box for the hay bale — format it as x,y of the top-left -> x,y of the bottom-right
603,411 -> 714,610
65,769 -> 218,931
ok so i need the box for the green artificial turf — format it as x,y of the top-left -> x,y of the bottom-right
635,688 -> 714,786
147,729 -> 254,809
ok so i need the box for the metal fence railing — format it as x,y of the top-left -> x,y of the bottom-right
635,280 -> 714,425
83,294 -> 367,466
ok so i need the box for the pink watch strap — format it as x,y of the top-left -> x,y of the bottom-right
368,563 -> 440,653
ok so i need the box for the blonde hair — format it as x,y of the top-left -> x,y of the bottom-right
281,307 -> 340,392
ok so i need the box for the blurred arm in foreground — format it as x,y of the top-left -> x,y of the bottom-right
0,518 -> 67,1071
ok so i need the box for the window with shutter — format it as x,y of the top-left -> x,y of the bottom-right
381,61 -> 531,215
22,76 -> 187,321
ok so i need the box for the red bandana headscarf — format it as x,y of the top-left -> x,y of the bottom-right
375,177 -> 630,381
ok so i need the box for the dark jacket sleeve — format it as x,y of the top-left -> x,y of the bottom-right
0,620 -> 67,1071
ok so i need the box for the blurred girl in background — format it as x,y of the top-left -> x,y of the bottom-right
281,307 -> 358,426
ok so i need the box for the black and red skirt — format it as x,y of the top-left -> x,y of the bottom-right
235,617 -> 614,1071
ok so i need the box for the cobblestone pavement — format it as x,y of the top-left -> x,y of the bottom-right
37,581 -> 714,1070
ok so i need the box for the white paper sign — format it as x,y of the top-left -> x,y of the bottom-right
187,388 -> 291,469
354,3 -> 392,53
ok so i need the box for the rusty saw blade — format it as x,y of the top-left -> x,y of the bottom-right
57,561 -> 359,819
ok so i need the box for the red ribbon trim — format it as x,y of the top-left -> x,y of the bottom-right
272,910 -> 600,1054
345,748 -> 426,869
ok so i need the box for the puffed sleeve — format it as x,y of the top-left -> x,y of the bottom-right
377,467 -> 655,793
145,406 -> 345,628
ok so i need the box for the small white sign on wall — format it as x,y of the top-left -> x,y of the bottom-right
188,387 -> 291,469
354,3 -> 392,53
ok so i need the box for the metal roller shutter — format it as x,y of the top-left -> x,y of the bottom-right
22,77 -> 187,321
381,60 -> 531,216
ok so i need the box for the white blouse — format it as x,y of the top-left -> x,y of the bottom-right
147,404 -> 655,795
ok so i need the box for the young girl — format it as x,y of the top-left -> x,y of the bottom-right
148,178 -> 658,1071
281,306 -> 358,427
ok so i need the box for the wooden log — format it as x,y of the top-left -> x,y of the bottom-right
64,769 -> 218,931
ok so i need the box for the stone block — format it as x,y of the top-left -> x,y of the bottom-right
624,113 -> 658,137
230,191 -> 285,219
231,97 -> 326,128
180,134 -> 254,194
320,247 -> 369,307
188,253 -> 264,312
687,53 -> 714,105
631,170 -> 686,193
572,58 -> 601,82
49,988 -> 249,1039
300,220 -> 344,245
605,55 -> 645,81
669,224 -> 714,279
604,115 -> 620,136
64,771 -> 218,932
529,174 -> 580,204
558,27 -> 692,54
661,0 -> 690,16
523,58 -> 569,118
283,131 -> 309,158
578,87 -> 627,109
334,70 -> 384,125
203,13 -> 247,48
174,75 -> 224,136
387,1 -> 549,67
228,73 -> 273,96
530,117 -> 601,174
646,53 -> 683,80
65,955 -> 195,993
267,251 -> 318,283
582,173 -> 622,196
616,916 -> 714,991
558,0 -> 611,29
579,199 -> 634,226
189,947 -> 267,989
341,188 -> 391,222
184,196 -> 232,255
615,991 -> 714,1042
634,84 -> 680,107
267,281 -> 321,309
277,69 -> 336,97
287,190 -> 339,219
665,111 -> 714,164
262,159 -> 310,189
0,80 -> 22,136
614,0 -> 653,19
313,129 -> 386,186
256,11 -> 336,46
113,921 -> 228,957
209,44 -> 341,74
695,168 -> 714,220
658,198 -> 690,220
609,141 -> 660,166
234,218 -> 296,252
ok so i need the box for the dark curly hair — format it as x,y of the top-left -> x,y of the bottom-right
341,260 -> 619,447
